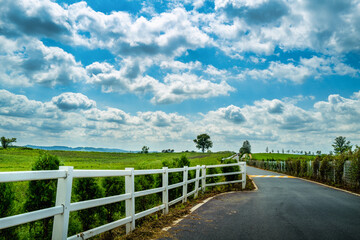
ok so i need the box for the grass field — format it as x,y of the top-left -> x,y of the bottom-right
251,152 -> 315,161
0,148 -> 235,171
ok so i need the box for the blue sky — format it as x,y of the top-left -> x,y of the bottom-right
0,0 -> 360,153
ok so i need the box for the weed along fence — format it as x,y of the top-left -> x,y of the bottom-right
0,162 -> 246,240
247,159 -> 359,188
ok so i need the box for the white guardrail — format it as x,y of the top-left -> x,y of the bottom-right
0,160 -> 246,240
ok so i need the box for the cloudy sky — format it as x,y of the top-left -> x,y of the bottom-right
1,0 -> 359,153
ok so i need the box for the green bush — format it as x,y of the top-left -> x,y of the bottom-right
74,178 -> 105,231
350,147 -> 360,189
312,156 -> 321,179
300,160 -> 308,177
162,155 -> 190,201
221,159 -> 240,182
24,152 -> 60,240
319,155 -> 332,182
0,183 -> 18,240
103,177 -> 125,222
334,154 -> 346,184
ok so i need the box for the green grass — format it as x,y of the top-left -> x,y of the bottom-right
0,148 -> 234,171
252,152 -> 315,161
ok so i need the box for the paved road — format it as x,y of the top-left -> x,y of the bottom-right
160,166 -> 360,240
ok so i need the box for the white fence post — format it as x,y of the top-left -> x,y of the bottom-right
125,168 -> 135,234
201,165 -> 206,193
182,166 -> 188,203
162,167 -> 169,214
52,166 -> 73,240
241,163 -> 246,189
195,165 -> 200,198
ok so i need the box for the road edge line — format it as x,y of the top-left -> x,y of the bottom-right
161,191 -> 237,232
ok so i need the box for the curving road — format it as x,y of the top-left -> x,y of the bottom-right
160,166 -> 360,240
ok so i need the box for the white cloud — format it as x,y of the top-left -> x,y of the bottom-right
52,92 -> 96,111
239,56 -> 358,84
151,73 -> 235,104
1,89 -> 360,152
0,37 -> 88,87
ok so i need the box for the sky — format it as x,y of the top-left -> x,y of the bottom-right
0,0 -> 360,153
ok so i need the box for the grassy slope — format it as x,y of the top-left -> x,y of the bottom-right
252,152 -> 315,161
0,148 -> 234,171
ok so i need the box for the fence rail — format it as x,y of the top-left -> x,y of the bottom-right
0,160 -> 246,240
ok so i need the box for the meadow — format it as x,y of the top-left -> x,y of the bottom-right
0,148 -> 234,171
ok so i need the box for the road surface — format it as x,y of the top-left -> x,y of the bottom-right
160,166 -> 360,240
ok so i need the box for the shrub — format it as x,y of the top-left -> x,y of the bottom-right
24,152 -> 60,240
0,183 -> 18,240
74,178 -> 105,231
350,147 -> 360,189
319,155 -> 332,182
334,154 -> 346,184
103,177 -> 125,222
300,160 -> 308,177
312,156 -> 321,179
221,159 -> 240,182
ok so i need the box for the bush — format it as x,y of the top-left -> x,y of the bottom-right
350,147 -> 360,189
0,183 -> 18,240
103,177 -> 125,222
221,159 -> 240,182
312,156 -> 321,179
334,154 -> 346,184
24,152 -> 60,240
74,178 -> 105,231
319,155 -> 332,182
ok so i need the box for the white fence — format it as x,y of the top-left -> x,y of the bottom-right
0,162 -> 246,240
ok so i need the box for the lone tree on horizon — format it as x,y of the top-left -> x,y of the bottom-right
141,146 -> 149,154
1,136 -> 16,149
332,136 -> 352,154
239,140 -> 251,155
194,133 -> 213,153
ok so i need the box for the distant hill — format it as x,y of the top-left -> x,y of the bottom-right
25,145 -> 131,153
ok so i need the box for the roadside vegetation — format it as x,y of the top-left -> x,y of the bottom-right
249,136 -> 360,193
0,148 -> 237,239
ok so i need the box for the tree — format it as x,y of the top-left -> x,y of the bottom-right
193,134 -> 213,153
332,136 -> 352,154
25,152 -> 60,239
239,140 -> 251,154
141,146 -> 149,154
1,136 -> 16,149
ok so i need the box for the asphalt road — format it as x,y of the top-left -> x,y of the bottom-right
160,166 -> 360,240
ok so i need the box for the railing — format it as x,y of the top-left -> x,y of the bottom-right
0,161 -> 246,240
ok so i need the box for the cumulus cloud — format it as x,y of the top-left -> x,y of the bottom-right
0,0 -> 70,39
239,56 -> 358,84
1,89 -> 360,152
0,37 -> 88,87
138,111 -> 187,127
151,73 -> 235,104
52,92 -> 96,111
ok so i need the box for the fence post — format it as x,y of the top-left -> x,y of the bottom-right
242,163 -> 246,189
52,166 -> 73,240
125,168 -> 135,234
183,166 -> 188,203
201,165 -> 206,193
162,167 -> 169,214
195,165 -> 200,198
